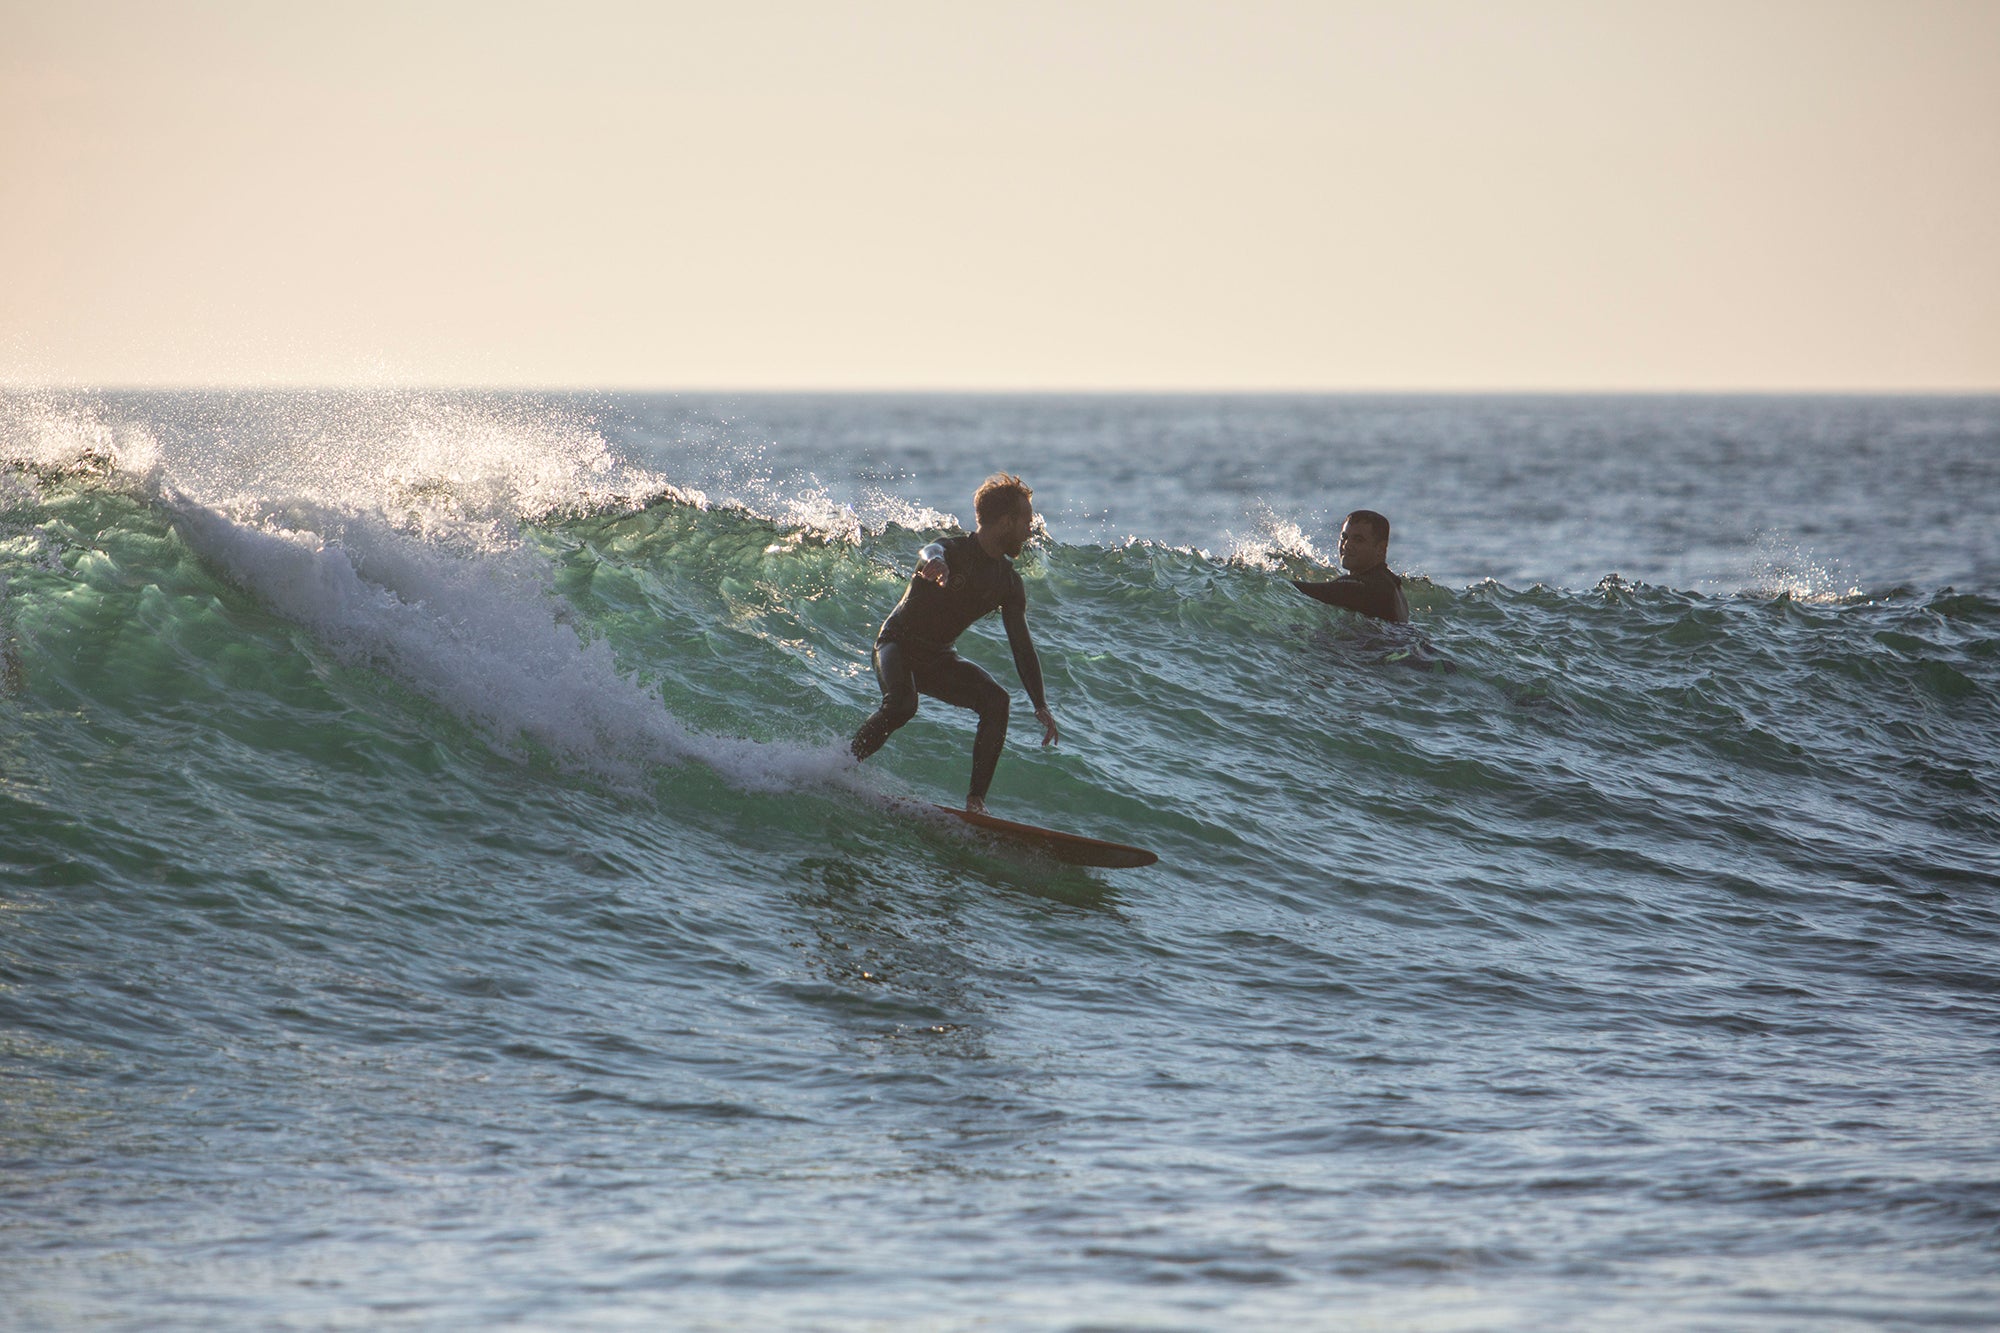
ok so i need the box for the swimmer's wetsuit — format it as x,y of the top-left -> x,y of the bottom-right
1292,563 -> 1410,623
850,535 -> 1048,804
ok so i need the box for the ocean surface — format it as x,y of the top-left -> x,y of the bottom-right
3,391 -> 1997,1331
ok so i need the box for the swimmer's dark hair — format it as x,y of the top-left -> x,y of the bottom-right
975,473 -> 1034,522
1347,509 -> 1390,545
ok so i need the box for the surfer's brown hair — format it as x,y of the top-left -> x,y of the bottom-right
974,473 -> 1033,523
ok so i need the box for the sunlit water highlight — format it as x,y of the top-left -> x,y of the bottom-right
3,392 -> 1997,1330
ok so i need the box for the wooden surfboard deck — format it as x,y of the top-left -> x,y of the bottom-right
934,804 -> 1159,869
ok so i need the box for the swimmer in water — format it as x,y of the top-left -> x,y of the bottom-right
850,473 -> 1060,813
1291,509 -> 1410,623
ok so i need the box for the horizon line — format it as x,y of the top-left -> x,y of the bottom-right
6,382 -> 1999,398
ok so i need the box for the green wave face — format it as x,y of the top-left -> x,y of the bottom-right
6,429 -> 1993,900
5,391 -> 2000,1329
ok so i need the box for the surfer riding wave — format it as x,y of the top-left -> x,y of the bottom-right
850,473 -> 1060,812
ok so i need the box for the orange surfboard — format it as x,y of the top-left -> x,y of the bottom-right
934,805 -> 1159,869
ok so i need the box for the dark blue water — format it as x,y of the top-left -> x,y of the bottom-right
4,391 -> 1997,1329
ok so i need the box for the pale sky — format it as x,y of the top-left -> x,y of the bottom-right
3,0 -> 1997,390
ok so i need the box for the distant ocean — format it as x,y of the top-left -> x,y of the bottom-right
4,391 -> 1997,1330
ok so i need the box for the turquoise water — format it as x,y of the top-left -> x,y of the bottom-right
3,391 -> 1998,1330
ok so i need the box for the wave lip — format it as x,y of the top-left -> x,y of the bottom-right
157,485 -> 845,793
3,390 -> 1999,1330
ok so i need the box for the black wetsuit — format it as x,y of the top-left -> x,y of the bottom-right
850,535 -> 1048,803
1292,563 -> 1410,623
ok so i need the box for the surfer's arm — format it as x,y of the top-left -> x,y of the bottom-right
915,542 -> 948,586
1293,577 -> 1408,624
1299,573 -> 1411,623
1292,576 -> 1389,619
1293,577 -> 1359,609
1001,596 -> 1059,745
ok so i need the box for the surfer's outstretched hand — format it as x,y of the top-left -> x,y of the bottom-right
916,555 -> 949,585
1035,706 -> 1061,747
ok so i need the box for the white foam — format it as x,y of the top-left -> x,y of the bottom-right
6,390 -> 858,793
750,475 -> 874,545
165,490 -> 848,793
0,393 -> 161,490
725,471 -> 959,547
856,488 -> 959,539
1221,504 -> 1327,570
1737,533 -> 1862,603
187,394 -> 689,550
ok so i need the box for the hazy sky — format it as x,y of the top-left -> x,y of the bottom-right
4,0 -> 1997,389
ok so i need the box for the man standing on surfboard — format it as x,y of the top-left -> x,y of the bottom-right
850,473 -> 1060,813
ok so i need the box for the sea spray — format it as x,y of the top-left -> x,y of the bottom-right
3,390 -> 1997,1330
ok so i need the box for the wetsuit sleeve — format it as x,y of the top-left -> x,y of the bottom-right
1292,577 -> 1373,615
1292,575 -> 1407,623
999,583 -> 1048,712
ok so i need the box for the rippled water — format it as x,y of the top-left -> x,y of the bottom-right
3,391 -> 1997,1329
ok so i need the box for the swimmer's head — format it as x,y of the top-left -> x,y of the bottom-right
1338,509 -> 1390,572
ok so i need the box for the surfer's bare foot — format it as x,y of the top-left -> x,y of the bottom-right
965,797 -> 986,815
